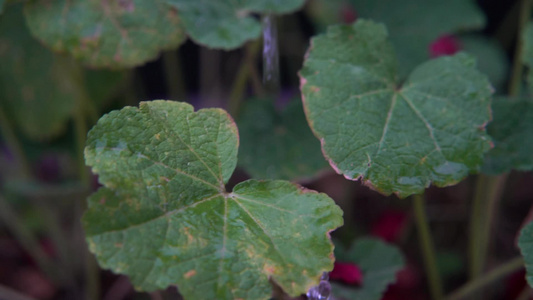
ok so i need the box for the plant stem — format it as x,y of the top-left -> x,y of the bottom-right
262,14 -> 280,96
74,105 -> 90,186
163,50 -> 186,101
469,174 -> 508,279
508,0 -> 533,97
227,40 -> 262,117
413,193 -> 444,300
447,257 -> 524,300
0,108 -> 31,179
0,284 -> 38,300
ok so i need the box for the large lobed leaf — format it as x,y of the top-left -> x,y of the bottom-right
238,98 -> 328,181
299,21 -> 492,197
164,0 -> 306,49
24,0 -> 187,69
333,238 -> 404,300
482,97 -> 533,174
350,0 -> 485,76
83,100 -> 343,299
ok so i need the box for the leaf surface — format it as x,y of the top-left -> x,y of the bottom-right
83,100 -> 343,299
519,221 -> 533,288
332,238 -> 404,300
238,98 -> 328,180
24,0 -> 186,68
0,4 -> 77,140
164,0 -> 306,49
299,21 -> 493,197
350,0 -> 485,76
482,97 -> 533,174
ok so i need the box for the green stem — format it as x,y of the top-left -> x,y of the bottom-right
227,40 -> 262,117
262,14 -> 280,96
508,0 -> 533,96
0,284 -> 38,300
471,174 -> 508,280
0,194 -> 61,285
74,105 -> 90,186
0,108 -> 31,179
447,257 -> 524,300
162,50 -> 186,101
74,109 -> 100,300
413,193 -> 444,300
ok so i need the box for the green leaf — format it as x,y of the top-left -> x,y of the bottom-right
299,21 -> 492,197
524,22 -> 533,91
237,98 -> 328,180
0,4 -> 77,140
24,0 -> 187,69
482,97 -> 533,174
350,0 -> 485,76
459,35 -> 509,92
333,238 -> 404,300
83,100 -> 343,299
164,0 -> 306,49
519,221 -> 533,288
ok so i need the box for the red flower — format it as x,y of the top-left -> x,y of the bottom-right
429,34 -> 462,58
330,262 -> 363,285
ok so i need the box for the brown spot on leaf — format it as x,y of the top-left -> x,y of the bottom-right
310,86 -> 320,93
263,264 -> 276,275
184,270 -> 196,279
114,243 -> 123,248
100,197 -> 106,205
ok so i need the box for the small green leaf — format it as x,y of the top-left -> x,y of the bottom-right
0,4 -> 77,140
24,0 -> 187,68
238,98 -> 328,180
300,21 -> 492,197
164,0 -> 306,49
482,97 -> 533,174
350,0 -> 485,76
333,238 -> 404,300
84,100 -> 343,299
519,222 -> 533,288
523,22 -> 533,91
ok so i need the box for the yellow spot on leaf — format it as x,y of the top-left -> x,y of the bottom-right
155,133 -> 161,140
